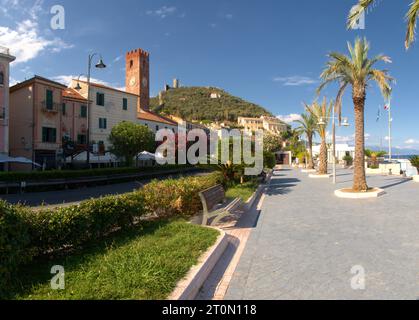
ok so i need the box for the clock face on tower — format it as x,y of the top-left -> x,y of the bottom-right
142,77 -> 148,87
129,77 -> 136,87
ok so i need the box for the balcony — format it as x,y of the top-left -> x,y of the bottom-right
40,101 -> 60,113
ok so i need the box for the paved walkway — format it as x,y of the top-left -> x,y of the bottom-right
224,167 -> 419,300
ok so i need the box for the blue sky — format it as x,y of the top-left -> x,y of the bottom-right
1,0 -> 418,152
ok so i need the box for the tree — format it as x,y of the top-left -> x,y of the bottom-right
109,122 -> 155,166
348,0 -> 419,49
295,113 -> 317,169
263,132 -> 282,153
318,38 -> 393,191
305,98 -> 333,175
410,155 -> 419,170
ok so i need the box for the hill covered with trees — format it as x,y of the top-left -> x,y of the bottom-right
150,87 -> 272,123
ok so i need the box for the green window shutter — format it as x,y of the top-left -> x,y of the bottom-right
62,103 -> 66,115
42,127 -> 47,142
80,105 -> 87,118
52,128 -> 57,143
123,98 -> 128,110
46,90 -> 53,109
104,118 -> 107,129
96,93 -> 105,106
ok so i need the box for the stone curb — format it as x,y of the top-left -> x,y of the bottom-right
309,174 -> 331,179
168,228 -> 228,300
335,188 -> 386,199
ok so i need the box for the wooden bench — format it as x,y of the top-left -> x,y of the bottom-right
198,184 -> 241,226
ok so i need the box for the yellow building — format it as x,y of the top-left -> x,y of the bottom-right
238,116 -> 287,134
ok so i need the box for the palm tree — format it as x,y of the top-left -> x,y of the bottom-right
318,38 -> 393,192
305,98 -> 333,175
295,113 -> 317,170
348,0 -> 419,49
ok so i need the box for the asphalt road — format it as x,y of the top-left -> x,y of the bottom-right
1,171 -> 209,208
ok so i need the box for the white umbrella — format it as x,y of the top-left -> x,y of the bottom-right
0,154 -> 41,167
136,151 -> 156,161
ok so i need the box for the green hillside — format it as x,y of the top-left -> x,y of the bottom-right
150,87 -> 273,123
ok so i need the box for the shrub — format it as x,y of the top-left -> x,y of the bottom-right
0,201 -> 32,295
23,192 -> 145,255
141,173 -> 222,218
343,155 -> 353,166
410,155 -> 419,169
264,152 -> 276,169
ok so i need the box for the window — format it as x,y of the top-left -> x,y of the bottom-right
80,105 -> 87,118
123,98 -> 128,110
156,125 -> 159,131
130,60 -> 133,68
96,92 -> 105,106
0,72 -> 4,86
42,127 -> 57,143
77,134 -> 87,145
46,89 -> 53,110
99,118 -> 107,129
62,103 -> 66,116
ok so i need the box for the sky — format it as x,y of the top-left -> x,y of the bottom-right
1,0 -> 419,152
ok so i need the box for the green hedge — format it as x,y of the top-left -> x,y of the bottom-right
142,173 -> 222,218
0,173 -> 222,295
0,165 -> 192,182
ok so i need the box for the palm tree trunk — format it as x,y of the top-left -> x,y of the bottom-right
307,136 -> 314,169
352,95 -> 368,192
318,139 -> 328,175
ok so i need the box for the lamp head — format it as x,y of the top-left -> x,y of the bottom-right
74,82 -> 82,90
95,58 -> 106,69
318,117 -> 326,126
341,117 -> 350,127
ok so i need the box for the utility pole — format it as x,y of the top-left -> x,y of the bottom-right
387,100 -> 392,162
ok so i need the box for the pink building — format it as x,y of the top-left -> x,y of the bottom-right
9,76 -> 88,171
0,46 -> 16,170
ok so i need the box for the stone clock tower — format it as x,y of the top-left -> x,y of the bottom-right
125,48 -> 150,112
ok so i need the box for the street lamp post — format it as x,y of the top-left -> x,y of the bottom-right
318,111 -> 349,184
74,54 -> 106,167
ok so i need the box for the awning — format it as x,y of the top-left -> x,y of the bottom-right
0,154 -> 41,167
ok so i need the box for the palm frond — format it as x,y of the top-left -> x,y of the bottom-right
347,0 -> 376,29
406,0 -> 419,49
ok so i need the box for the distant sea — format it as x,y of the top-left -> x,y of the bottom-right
387,155 -> 416,160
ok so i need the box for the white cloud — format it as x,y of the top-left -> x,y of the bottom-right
210,23 -> 217,28
277,114 -> 302,123
51,75 -> 112,87
113,55 -> 123,63
405,139 -> 419,144
0,3 -> 73,64
273,76 -> 318,86
225,14 -> 233,19
146,6 -> 177,19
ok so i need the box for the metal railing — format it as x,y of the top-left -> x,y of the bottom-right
40,101 -> 61,113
